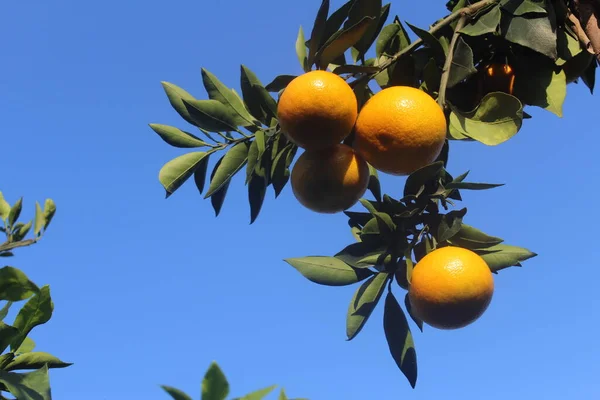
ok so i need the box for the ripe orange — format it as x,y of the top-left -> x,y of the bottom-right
277,70 -> 358,151
352,86 -> 447,176
290,143 -> 369,214
408,246 -> 494,330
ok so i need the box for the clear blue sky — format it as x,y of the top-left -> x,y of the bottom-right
1,0 -> 599,399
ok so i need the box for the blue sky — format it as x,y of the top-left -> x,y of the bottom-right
1,0 -> 599,399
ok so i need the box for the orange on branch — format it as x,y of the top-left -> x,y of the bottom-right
277,70 -> 358,151
408,246 -> 494,330
352,86 -> 447,176
290,143 -> 369,214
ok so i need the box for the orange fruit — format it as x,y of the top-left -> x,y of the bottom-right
291,143 -> 369,214
277,70 -> 358,151
352,86 -> 447,176
408,246 -> 494,330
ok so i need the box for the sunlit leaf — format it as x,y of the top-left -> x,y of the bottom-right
8,198 -> 23,228
205,142 -> 250,198
317,16 -> 375,69
162,385 -> 193,400
285,256 -> 373,286
233,385 -> 277,400
0,192 -> 10,222
477,244 -> 537,272
296,26 -> 308,71
42,199 -> 56,231
149,124 -> 210,148
0,365 -> 51,400
10,286 -> 53,352
161,81 -> 198,126
5,352 -> 71,372
159,152 -> 211,198
15,337 -> 35,354
183,99 -> 240,132
0,266 -> 39,302
202,68 -> 257,127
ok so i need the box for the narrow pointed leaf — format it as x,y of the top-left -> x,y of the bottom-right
477,244 -> 537,272
447,37 -> 477,88
161,82 -> 198,126
285,256 -> 373,286
406,22 -> 446,62
12,220 -> 32,242
404,293 -> 423,332
346,272 -> 389,340
248,173 -> 267,224
0,267 -> 39,302
205,142 -> 250,198
162,385 -> 193,400
201,68 -> 257,127
183,99 -> 239,132
240,65 -> 268,123
271,145 -> 296,197
367,164 -> 382,202
296,26 -> 308,71
317,16 -> 375,69
265,75 -> 297,92
449,224 -> 503,249
234,385 -> 277,400
5,352 -> 71,372
33,202 -> 44,237
307,0 -> 331,67
10,286 -> 53,352
159,152 -> 210,198
8,198 -> 23,228
383,292 -> 417,388
202,361 -> 230,400
42,199 -> 56,231
0,192 -> 10,222
193,153 -> 211,195
0,302 -> 12,321
445,181 -> 504,190
0,322 -> 19,354
149,124 -> 210,148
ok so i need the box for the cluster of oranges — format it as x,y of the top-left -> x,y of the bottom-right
277,70 -> 447,214
277,71 -> 495,330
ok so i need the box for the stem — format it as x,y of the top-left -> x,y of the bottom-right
0,238 -> 37,253
438,16 -> 467,108
574,0 -> 600,63
567,11 -> 594,54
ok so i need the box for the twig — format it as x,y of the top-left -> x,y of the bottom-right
567,11 -> 595,54
438,16 -> 468,108
574,0 -> 600,63
0,238 -> 37,253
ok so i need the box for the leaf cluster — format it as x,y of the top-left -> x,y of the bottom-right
0,193 -> 71,400
161,361 -> 307,400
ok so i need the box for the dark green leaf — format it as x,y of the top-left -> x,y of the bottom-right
285,256 -> 373,286
162,385 -> 193,400
209,157 -> 230,217
8,198 -> 23,228
346,272 -> 389,340
10,286 -> 53,352
233,385 -> 277,400
202,68 -> 257,127
271,145 -> 297,198
403,161 -> 444,197
0,266 -> 39,302
159,152 -> 211,198
404,293 -> 423,332
149,124 -> 210,148
367,164 -> 382,202
193,153 -> 211,195
0,365 -> 51,400
447,37 -> 477,88
376,21 -> 402,58
347,0 -> 385,60
316,16 -> 375,69
581,58 -> 596,94
248,173 -> 267,224
318,0 -> 356,50
0,302 -> 12,321
502,0 -> 547,16
254,85 -> 278,121
437,208 -> 467,242
460,5 -> 501,36
332,65 -> 380,75
449,224 -> 503,249
42,199 -> 56,231
246,141 -> 260,184
307,0 -> 331,68
501,13 -> 557,59
296,26 -> 308,71
383,292 -> 417,388
0,322 -> 19,354
445,181 -> 504,190
335,241 -> 387,268
202,361 -> 230,400
161,81 -> 198,126
406,22 -> 446,62
265,75 -> 297,92
33,202 -> 44,237
5,352 -> 72,372
477,244 -> 537,272
240,65 -> 268,124
183,99 -> 239,132
448,92 -> 523,145
205,142 -> 250,198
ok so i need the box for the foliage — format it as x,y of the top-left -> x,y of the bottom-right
150,0 -> 596,392
0,192 -> 70,400
161,361 -> 306,400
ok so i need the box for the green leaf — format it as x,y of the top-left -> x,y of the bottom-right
205,142 -> 250,198
278,389 -> 288,400
449,224 -> 503,249
447,37 -> 477,88
332,65 -> 380,75
376,22 -> 399,58
271,145 -> 297,198
346,272 -> 389,340
0,302 -> 12,321
0,353 -> 14,370
0,322 -> 19,354
406,22 -> 446,62
234,385 -> 277,400
448,92 -> 523,145
5,352 -> 71,372
296,26 -> 308,71
208,157 -> 231,217
366,164 -> 382,203
12,220 -> 32,242
501,0 -> 547,16
159,152 -> 211,198
183,99 -> 239,132
445,181 -> 504,190
307,0 -> 331,68
201,68 -> 257,127
202,361 -> 230,400
581,57 -> 596,94
477,244 -> 537,272
10,286 -> 53,352
316,16 -> 375,69
240,65 -> 268,124
460,5 -> 501,36
193,153 -> 211,195
33,202 -> 44,237
0,266 -> 39,302
501,13 -> 557,59
285,257 -> 373,286
347,0 -> 385,60
0,365 -> 51,400
254,85 -> 278,121
404,293 -> 423,332
161,385 -> 193,400
246,141 -> 260,184
42,199 -> 56,231
383,292 -> 417,388
248,173 -> 267,224
437,208 -> 467,243
335,241 -> 387,268
265,75 -> 297,92
149,124 -> 210,148
0,192 -> 10,222
161,81 -> 198,126
15,337 -> 35,354
403,161 -> 444,197
8,198 -> 23,228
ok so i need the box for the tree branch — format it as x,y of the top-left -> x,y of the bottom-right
438,16 -> 468,108
567,11 -> 594,54
0,238 -> 37,253
575,0 -> 600,63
